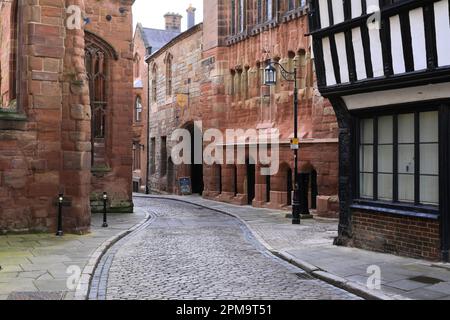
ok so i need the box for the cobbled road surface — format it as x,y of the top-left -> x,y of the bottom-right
100,198 -> 359,300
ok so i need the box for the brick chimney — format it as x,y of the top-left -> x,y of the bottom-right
164,12 -> 182,32
187,4 -> 196,29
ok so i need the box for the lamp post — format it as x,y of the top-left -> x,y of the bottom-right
102,192 -> 108,228
264,60 -> 301,225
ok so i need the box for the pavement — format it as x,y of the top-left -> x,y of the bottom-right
135,194 -> 450,300
0,209 -> 148,300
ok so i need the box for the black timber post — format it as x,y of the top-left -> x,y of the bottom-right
330,97 -> 353,245
439,104 -> 450,262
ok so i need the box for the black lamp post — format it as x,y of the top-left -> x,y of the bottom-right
264,60 -> 301,225
102,192 -> 109,228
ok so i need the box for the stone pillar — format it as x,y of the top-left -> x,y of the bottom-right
217,165 -> 235,203
253,165 -> 267,208
61,0 -> 92,233
232,164 -> 248,205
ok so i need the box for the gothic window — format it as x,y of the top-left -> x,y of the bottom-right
1,0 -> 20,110
231,0 -> 236,34
135,96 -> 142,122
265,0 -> 273,21
133,142 -> 141,171
238,0 -> 245,33
165,53 -> 173,96
85,31 -> 118,165
134,53 -> 141,79
152,64 -> 157,103
257,0 -> 263,24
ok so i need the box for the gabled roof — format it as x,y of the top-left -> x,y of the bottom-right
135,23 -> 180,56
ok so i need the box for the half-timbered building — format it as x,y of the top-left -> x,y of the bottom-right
309,0 -> 450,260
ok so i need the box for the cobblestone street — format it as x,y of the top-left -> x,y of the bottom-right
95,198 -> 359,300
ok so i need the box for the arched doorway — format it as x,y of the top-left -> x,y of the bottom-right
185,122 -> 203,195
246,158 -> 255,205
214,164 -> 222,194
167,157 -> 175,193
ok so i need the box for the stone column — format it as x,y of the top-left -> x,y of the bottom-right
60,0 -> 92,233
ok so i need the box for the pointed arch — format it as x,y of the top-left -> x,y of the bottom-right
85,31 -> 118,166
84,30 -> 119,61
164,52 -> 173,96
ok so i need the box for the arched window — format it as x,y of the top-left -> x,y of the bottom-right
165,53 -> 173,96
134,53 -> 141,79
1,0 -> 19,110
152,64 -> 158,103
135,96 -> 142,122
85,31 -> 118,165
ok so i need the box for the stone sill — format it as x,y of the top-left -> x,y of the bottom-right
0,111 -> 27,121
91,166 -> 112,174
351,203 -> 439,220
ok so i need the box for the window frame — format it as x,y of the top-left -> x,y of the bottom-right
135,96 -> 142,122
352,103 -> 443,217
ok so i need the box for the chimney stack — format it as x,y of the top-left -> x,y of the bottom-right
187,4 -> 196,29
164,12 -> 182,32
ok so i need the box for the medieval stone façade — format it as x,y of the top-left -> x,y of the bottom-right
0,0 -> 134,234
146,1 -> 339,214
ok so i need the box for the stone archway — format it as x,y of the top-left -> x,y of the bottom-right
300,162 -> 318,210
182,122 -> 204,195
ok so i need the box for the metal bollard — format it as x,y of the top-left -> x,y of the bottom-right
56,194 -> 64,236
102,192 -> 108,228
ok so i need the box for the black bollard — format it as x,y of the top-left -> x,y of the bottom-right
56,194 -> 64,236
102,192 -> 108,228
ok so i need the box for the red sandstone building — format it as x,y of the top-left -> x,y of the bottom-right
147,1 -> 340,214
0,0 -> 134,234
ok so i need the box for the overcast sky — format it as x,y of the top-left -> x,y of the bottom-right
132,0 -> 204,31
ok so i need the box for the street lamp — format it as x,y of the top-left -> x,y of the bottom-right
264,60 -> 301,225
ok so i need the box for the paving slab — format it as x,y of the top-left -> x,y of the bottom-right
0,210 -> 147,300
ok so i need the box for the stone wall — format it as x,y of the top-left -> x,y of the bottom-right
147,25 -> 205,194
0,0 -> 134,234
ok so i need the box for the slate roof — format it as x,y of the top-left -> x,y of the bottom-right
140,27 -> 180,55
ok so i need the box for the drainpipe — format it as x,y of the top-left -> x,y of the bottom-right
145,57 -> 151,195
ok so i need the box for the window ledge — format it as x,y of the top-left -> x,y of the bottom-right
282,7 -> 308,22
0,110 -> 27,121
351,203 -> 439,220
